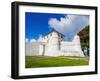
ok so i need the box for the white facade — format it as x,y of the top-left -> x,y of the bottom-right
26,31 -> 84,57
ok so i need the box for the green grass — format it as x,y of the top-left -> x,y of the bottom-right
25,56 -> 89,68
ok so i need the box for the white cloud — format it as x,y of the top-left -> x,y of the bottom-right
48,14 -> 89,41
30,39 -> 36,42
25,38 -> 29,42
37,34 -> 43,42
26,35 -> 43,43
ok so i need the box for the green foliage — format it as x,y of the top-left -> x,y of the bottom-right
78,25 -> 89,37
25,56 -> 89,68
78,25 -> 89,49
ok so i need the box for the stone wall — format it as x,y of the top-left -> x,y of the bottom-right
60,35 -> 84,57
25,34 -> 84,57
25,42 -> 40,56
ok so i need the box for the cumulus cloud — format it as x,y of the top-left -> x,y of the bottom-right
25,38 -> 29,42
37,34 -> 43,42
30,39 -> 36,42
48,14 -> 89,41
26,34 -> 43,43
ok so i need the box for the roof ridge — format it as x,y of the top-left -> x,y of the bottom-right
43,29 -> 64,37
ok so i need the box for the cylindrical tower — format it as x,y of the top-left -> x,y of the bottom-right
45,31 -> 61,56
73,35 -> 81,51
48,32 -> 60,51
72,35 -> 84,57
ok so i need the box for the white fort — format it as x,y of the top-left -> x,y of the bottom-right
26,30 -> 84,57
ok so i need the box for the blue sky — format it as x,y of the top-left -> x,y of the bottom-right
25,12 -> 64,40
25,12 -> 89,42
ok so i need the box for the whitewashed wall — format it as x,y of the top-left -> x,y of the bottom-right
25,42 -> 40,56
25,33 -> 84,57
44,32 -> 61,56
61,35 -> 84,57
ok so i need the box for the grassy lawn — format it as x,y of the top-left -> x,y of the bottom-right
25,56 -> 89,68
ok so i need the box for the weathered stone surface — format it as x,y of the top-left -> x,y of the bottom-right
26,31 -> 84,57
